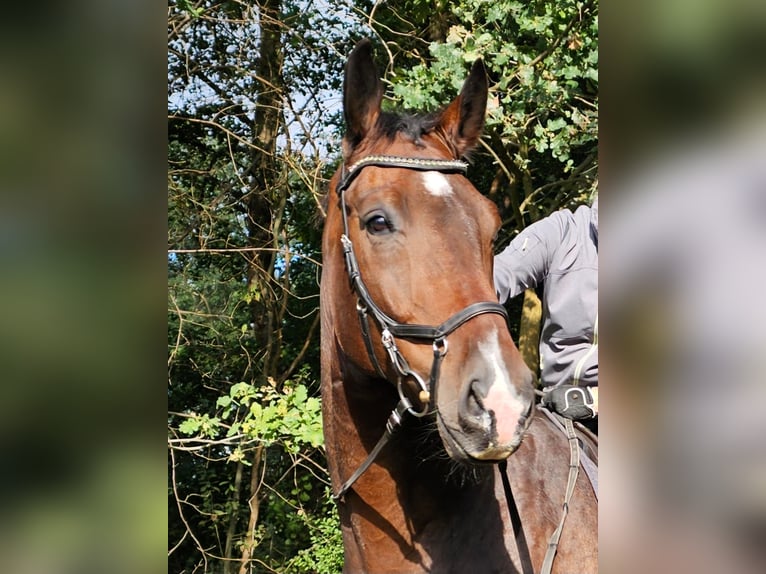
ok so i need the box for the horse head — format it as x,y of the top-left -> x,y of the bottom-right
323,39 -> 535,466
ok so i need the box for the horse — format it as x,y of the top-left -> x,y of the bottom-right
320,39 -> 598,574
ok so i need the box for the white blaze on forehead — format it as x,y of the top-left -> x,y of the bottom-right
422,171 -> 453,196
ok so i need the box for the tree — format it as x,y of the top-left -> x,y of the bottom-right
168,1 -> 359,572
168,1 -> 597,571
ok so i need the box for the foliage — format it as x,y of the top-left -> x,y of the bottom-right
287,490 -> 345,574
168,1 -> 597,572
179,376 -> 323,454
377,0 -> 598,234
168,1 -> 356,572
172,372 -> 336,573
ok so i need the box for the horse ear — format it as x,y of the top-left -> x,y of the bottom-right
438,59 -> 488,157
343,39 -> 383,152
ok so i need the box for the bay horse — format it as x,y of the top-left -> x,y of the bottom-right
320,39 -> 598,574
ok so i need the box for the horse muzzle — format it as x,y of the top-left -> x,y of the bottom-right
438,374 -> 535,462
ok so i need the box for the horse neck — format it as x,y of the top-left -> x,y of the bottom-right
324,354 -> 507,568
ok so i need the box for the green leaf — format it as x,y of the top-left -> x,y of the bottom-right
547,117 -> 567,132
292,385 -> 308,405
179,417 -> 200,435
230,382 -> 251,398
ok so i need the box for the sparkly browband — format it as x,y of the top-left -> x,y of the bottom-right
336,155 -> 469,194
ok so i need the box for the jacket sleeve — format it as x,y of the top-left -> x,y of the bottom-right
493,215 -> 563,303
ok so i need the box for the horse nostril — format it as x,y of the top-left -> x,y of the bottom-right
462,379 -> 487,421
517,399 -> 533,427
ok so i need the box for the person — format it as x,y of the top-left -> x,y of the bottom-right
493,197 -> 598,420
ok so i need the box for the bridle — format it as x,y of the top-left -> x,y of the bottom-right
331,154 -> 589,574
331,154 -> 509,500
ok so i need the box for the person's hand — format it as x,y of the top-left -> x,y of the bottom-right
542,385 -> 597,420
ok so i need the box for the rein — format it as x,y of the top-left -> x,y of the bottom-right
499,407 -> 586,574
541,415 -> 581,574
332,155 -> 509,500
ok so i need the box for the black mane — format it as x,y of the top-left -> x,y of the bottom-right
375,110 -> 440,147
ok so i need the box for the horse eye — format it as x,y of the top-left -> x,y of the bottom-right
365,214 -> 391,234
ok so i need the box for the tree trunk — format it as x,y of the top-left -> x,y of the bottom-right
238,445 -> 264,574
518,288 -> 542,376
245,0 -> 285,373
240,3 -> 283,572
223,460 -> 244,574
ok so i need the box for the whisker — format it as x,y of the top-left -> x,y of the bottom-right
403,414 -> 489,487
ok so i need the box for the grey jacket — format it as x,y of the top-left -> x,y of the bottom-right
493,201 -> 598,388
